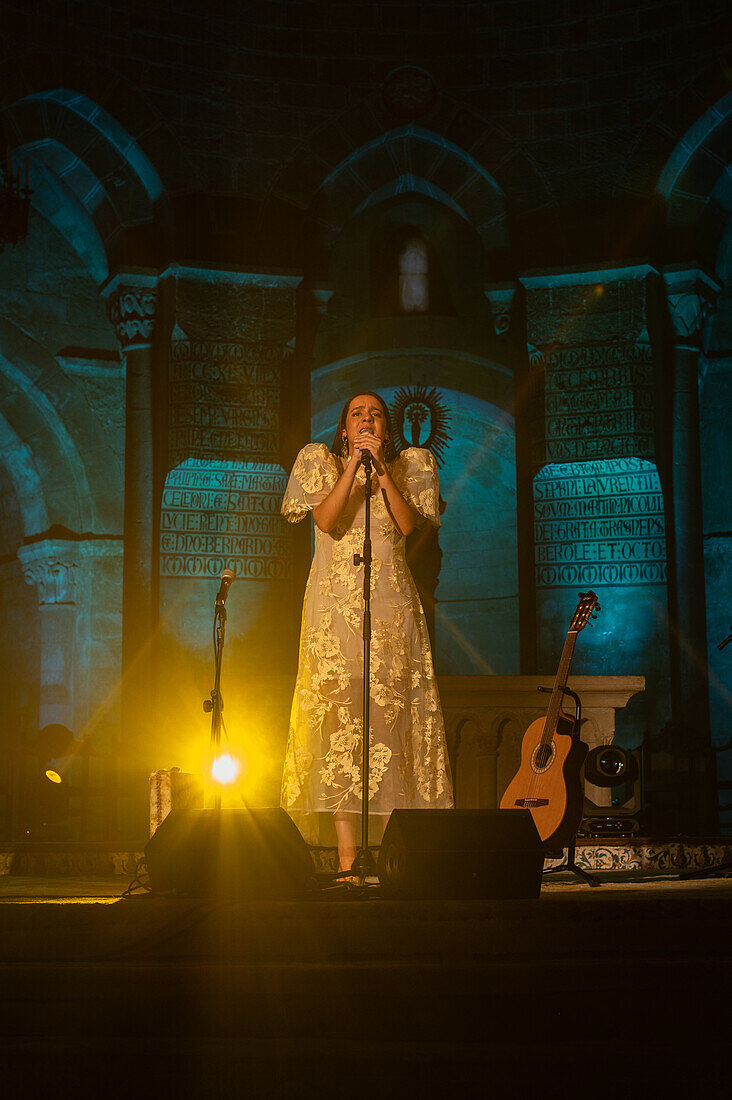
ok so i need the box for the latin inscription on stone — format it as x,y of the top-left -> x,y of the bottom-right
544,344 -> 654,462
169,340 -> 282,465
534,458 -> 666,587
160,460 -> 291,580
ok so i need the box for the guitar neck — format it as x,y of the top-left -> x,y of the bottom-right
541,631 -> 578,744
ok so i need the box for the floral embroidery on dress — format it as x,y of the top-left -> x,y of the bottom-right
282,743 -> 314,808
280,442 -> 453,820
281,443 -> 339,522
391,447 -> 441,527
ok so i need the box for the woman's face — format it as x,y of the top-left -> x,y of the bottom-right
342,394 -> 388,449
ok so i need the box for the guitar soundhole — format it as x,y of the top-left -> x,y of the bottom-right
531,742 -> 556,773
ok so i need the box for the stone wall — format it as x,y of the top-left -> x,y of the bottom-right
0,0 -> 730,837
1,2 -> 730,262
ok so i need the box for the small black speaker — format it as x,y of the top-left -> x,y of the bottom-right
376,809 -> 544,899
145,808 -> 315,899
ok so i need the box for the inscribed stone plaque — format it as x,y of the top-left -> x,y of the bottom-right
534,458 -> 666,588
160,460 -> 291,581
544,344 -> 654,462
169,339 -> 281,465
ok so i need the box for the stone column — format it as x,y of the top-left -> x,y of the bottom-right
520,269 -> 662,608
102,272 -> 159,836
18,541 -> 79,732
486,282 -> 538,673
157,267 -> 300,811
662,266 -> 719,833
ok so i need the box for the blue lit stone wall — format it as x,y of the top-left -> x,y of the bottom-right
701,346 -> 732,808
0,204 -> 122,766
534,458 -> 671,745
0,0 -> 729,836
704,239 -> 732,813
0,461 -> 40,747
523,269 -> 672,747
161,460 -> 290,585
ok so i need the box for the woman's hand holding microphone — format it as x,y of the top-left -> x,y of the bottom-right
353,429 -> 386,476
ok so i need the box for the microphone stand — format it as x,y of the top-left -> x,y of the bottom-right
203,593 -> 227,811
349,448 -> 378,885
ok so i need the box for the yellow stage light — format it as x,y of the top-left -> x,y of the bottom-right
211,753 -> 240,786
45,769 -> 62,784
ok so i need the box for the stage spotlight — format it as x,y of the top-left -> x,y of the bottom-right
211,753 -> 240,786
18,725 -> 73,838
580,746 -> 641,837
22,770 -> 69,837
585,746 -> 636,788
36,724 -> 74,758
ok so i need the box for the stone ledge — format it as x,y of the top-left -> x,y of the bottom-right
545,838 -> 732,872
5,836 -> 729,878
438,673 -> 645,709
0,845 -> 142,877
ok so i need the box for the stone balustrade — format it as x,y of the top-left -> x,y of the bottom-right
438,675 -> 646,810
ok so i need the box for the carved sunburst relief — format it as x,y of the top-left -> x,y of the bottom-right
390,384 -> 452,467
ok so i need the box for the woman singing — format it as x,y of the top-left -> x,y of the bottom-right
280,391 -> 453,875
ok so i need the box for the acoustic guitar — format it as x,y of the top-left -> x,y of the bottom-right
500,591 -> 600,855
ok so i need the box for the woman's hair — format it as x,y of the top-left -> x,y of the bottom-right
329,390 -> 399,463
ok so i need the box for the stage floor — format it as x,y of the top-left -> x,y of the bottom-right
1,867 -> 731,900
0,870 -> 729,1096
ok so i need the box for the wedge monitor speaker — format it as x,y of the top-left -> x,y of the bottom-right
145,807 -> 315,899
377,809 -> 544,899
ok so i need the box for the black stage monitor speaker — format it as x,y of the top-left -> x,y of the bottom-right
377,809 -> 544,900
145,808 -> 315,899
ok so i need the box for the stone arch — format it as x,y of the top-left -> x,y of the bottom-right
614,63 -> 732,269
268,93 -> 561,266
24,164 -> 110,286
656,88 -> 732,271
314,125 -> 509,255
0,319 -> 124,539
0,54 -> 184,276
0,412 -> 48,538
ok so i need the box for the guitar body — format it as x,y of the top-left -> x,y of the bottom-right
500,712 -> 589,855
499,591 -> 599,856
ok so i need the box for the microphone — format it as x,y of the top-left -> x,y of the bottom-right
360,429 -> 373,473
216,568 -> 236,604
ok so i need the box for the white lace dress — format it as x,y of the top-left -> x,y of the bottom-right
280,443 -> 453,832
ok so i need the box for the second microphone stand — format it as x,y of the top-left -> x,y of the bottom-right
203,594 -> 227,811
349,449 -> 378,884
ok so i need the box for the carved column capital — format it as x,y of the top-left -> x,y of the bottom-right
101,272 -> 159,351
311,285 -> 334,315
484,284 -> 518,339
526,344 -> 545,369
18,541 -> 80,605
663,266 -> 720,351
